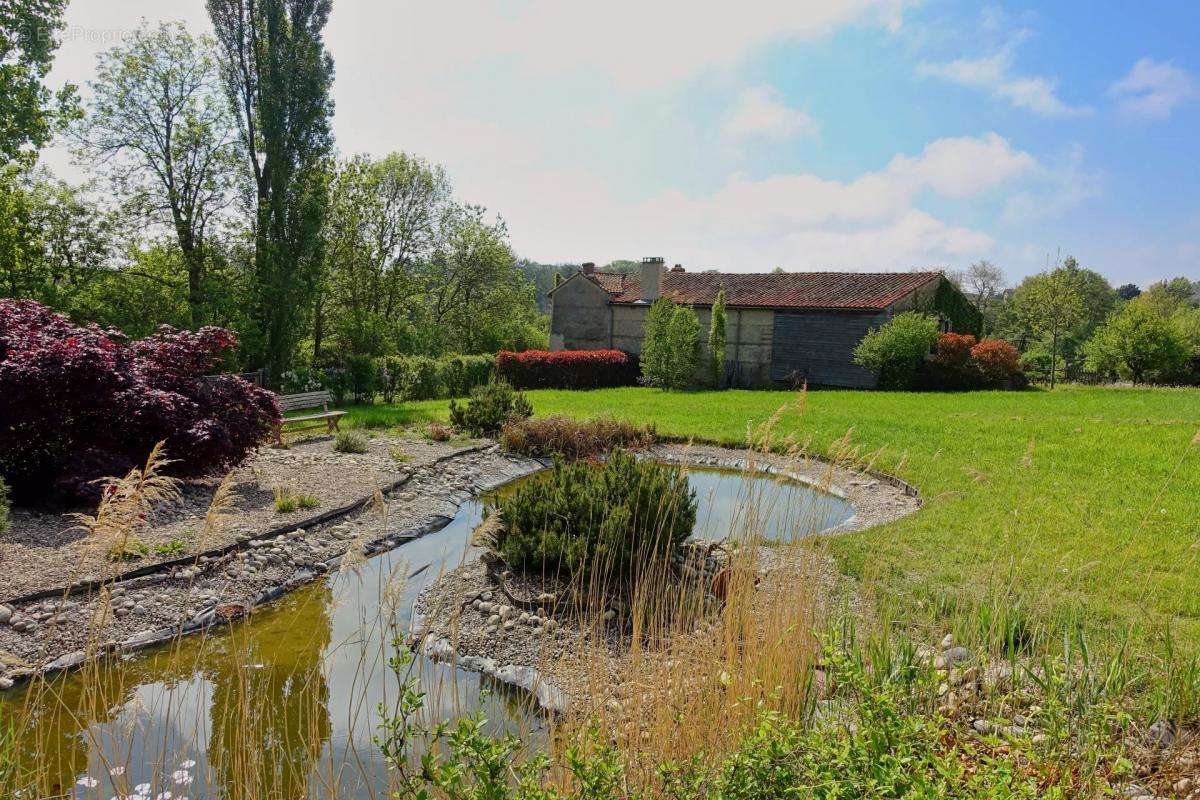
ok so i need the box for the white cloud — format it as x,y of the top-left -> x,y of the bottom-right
1003,143 -> 1102,224
352,0 -> 909,90
918,41 -> 1091,117
1109,58 -> 1199,120
722,86 -> 818,142
480,134 -> 1035,270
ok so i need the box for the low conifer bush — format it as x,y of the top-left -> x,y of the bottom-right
492,450 -> 696,583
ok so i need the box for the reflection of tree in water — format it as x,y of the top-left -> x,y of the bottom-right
5,644 -> 203,796
207,586 -> 333,800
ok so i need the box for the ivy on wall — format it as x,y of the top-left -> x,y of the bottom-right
919,279 -> 983,337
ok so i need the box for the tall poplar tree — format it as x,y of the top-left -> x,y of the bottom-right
207,0 -> 335,380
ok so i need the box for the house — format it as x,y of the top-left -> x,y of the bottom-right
548,257 -> 978,389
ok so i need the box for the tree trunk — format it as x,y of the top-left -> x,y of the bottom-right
1050,331 -> 1058,389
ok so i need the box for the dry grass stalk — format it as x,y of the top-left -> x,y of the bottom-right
71,441 -> 181,561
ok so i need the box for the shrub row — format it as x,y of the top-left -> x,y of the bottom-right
492,449 -> 697,584
283,354 -> 494,403
495,349 -> 639,390
925,333 -> 1025,389
0,299 -> 279,504
499,416 -> 656,461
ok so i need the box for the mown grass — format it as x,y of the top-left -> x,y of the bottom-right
381,386 -> 1200,670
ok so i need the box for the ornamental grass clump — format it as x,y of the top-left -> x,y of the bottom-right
492,450 -> 696,586
499,415 -> 656,461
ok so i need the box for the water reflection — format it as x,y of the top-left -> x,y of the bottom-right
2,465 -> 852,798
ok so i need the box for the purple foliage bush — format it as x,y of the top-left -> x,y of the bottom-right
0,299 -> 280,505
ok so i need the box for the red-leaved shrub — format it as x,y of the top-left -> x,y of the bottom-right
932,333 -> 978,369
0,299 -> 280,505
971,339 -> 1022,385
494,349 -> 639,390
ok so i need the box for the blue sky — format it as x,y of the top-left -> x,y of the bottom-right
45,1 -> 1200,286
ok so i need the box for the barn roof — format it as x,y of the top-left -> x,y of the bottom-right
583,270 -> 944,311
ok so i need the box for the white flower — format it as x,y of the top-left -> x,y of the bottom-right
135,785 -> 152,795
109,767 -> 126,777
177,760 -> 196,769
155,793 -> 173,800
171,771 -> 193,786
77,777 -> 99,788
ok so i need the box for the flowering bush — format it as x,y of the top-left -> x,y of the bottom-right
971,339 -> 1023,385
495,349 -> 639,390
0,299 -> 280,504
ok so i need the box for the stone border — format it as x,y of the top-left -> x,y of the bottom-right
409,443 -> 922,714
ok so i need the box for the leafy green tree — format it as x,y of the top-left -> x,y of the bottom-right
639,298 -> 676,388
415,204 -> 545,355
1084,302 -> 1190,384
664,305 -> 700,390
1014,266 -> 1086,388
0,0 -> 78,163
0,166 -> 113,308
207,0 -> 335,381
708,289 -> 728,388
852,312 -> 939,390
74,22 -> 239,329
321,153 -> 450,357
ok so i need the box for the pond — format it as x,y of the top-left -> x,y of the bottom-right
1,464 -> 853,799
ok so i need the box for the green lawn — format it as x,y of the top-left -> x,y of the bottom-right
348,387 -> 1200,663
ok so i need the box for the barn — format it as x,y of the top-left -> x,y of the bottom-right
548,257 -> 979,389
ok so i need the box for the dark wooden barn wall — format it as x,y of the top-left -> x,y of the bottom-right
770,310 -> 887,389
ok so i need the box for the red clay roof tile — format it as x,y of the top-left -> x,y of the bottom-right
583,270 -> 942,310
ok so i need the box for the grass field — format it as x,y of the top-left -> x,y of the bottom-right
345,386 -> 1200,673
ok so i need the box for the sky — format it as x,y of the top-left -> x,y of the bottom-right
42,1 -> 1200,287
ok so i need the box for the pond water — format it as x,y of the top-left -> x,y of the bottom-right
1,464 -> 852,800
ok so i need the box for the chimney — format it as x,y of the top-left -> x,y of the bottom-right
641,256 -> 665,302
581,262 -> 596,275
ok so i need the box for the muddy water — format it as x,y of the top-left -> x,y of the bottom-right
1,466 -> 852,799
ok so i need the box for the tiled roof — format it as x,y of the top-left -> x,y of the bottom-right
584,270 -> 943,311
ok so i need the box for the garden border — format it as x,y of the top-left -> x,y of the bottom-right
4,443 -> 494,608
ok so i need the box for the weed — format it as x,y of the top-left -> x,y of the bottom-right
153,539 -> 187,556
333,430 -> 369,454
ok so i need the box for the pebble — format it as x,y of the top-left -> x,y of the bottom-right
0,606 -> 12,625
940,633 -> 954,650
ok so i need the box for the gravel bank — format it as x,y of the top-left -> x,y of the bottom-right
0,443 -> 544,689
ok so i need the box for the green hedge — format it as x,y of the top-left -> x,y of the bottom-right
374,354 -> 495,402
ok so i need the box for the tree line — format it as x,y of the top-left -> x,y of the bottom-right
949,259 -> 1200,386
0,6 -> 545,384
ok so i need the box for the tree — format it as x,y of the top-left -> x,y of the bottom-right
1014,266 -> 1086,388
414,204 -> 545,355
0,166 -> 113,308
1116,283 -> 1142,301
1084,303 -> 1190,384
0,0 -> 77,163
207,0 -> 335,381
322,153 -> 451,357
663,305 -> 701,390
965,260 -> 1005,306
708,289 -> 728,388
74,22 -> 239,329
639,298 -> 675,388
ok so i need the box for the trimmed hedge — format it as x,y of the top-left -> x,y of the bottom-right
495,349 -> 639,390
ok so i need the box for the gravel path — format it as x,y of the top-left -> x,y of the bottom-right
0,435 -> 480,603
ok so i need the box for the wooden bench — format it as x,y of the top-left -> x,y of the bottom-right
275,390 -> 347,444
